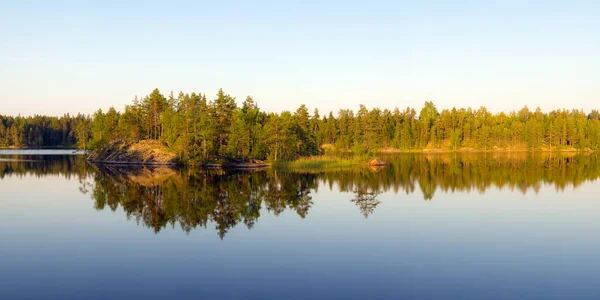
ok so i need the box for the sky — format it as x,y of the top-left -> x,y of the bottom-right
0,0 -> 598,116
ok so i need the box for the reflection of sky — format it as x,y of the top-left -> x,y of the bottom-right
1,174 -> 600,299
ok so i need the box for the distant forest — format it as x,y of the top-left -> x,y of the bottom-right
1,88 -> 600,162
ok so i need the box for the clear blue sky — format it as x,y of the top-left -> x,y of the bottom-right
1,0 -> 598,116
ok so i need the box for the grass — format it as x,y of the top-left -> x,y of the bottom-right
273,155 -> 371,171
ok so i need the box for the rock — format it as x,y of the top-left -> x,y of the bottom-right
367,157 -> 387,166
87,140 -> 179,165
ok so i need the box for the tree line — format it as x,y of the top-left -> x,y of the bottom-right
2,88 -> 600,162
0,114 -> 89,148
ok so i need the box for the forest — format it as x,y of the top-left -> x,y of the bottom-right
0,114 -> 87,148
2,88 -> 600,164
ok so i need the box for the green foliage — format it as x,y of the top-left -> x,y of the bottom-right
0,113 -> 90,149
273,155 -> 370,171
3,92 -> 600,164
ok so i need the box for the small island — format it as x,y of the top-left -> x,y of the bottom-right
88,139 -> 271,168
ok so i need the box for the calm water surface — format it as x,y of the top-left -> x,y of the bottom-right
1,151 -> 600,299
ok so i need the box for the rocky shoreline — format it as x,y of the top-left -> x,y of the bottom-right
87,140 -> 179,166
87,140 -> 269,168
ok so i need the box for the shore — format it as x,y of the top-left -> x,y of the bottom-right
378,147 -> 596,154
86,140 -> 598,169
203,162 -> 270,169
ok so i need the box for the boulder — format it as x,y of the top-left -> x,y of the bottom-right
367,157 -> 387,166
87,140 -> 179,165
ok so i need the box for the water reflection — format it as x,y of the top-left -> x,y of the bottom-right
1,152 -> 599,238
351,189 -> 382,218
89,165 -> 317,239
0,154 -> 87,179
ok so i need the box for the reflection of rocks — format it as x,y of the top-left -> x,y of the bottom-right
129,167 -> 179,187
368,165 -> 385,172
94,165 -> 179,187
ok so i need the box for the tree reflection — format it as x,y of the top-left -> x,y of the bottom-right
351,189 -> 382,218
2,152 -> 600,238
85,166 -> 318,239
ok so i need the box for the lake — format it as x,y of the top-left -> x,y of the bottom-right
1,151 -> 600,299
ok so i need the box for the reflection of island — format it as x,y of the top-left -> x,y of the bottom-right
88,166 -> 317,239
93,164 -> 180,187
2,152 -> 600,237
